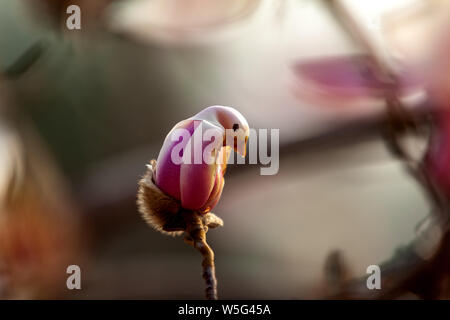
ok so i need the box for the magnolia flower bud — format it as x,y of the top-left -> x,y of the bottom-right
153,106 -> 249,214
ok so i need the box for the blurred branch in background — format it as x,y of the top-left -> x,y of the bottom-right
317,0 -> 450,299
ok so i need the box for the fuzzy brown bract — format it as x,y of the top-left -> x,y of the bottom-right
137,159 -> 185,236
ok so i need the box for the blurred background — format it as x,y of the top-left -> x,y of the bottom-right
0,0 -> 449,299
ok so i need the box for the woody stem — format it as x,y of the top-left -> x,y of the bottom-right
183,211 -> 218,300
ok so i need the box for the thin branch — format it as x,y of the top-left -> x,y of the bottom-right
183,211 -> 218,300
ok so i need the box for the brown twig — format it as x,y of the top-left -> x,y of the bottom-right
182,211 -> 218,300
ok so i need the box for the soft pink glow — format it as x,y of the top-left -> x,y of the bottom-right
292,54 -> 423,108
